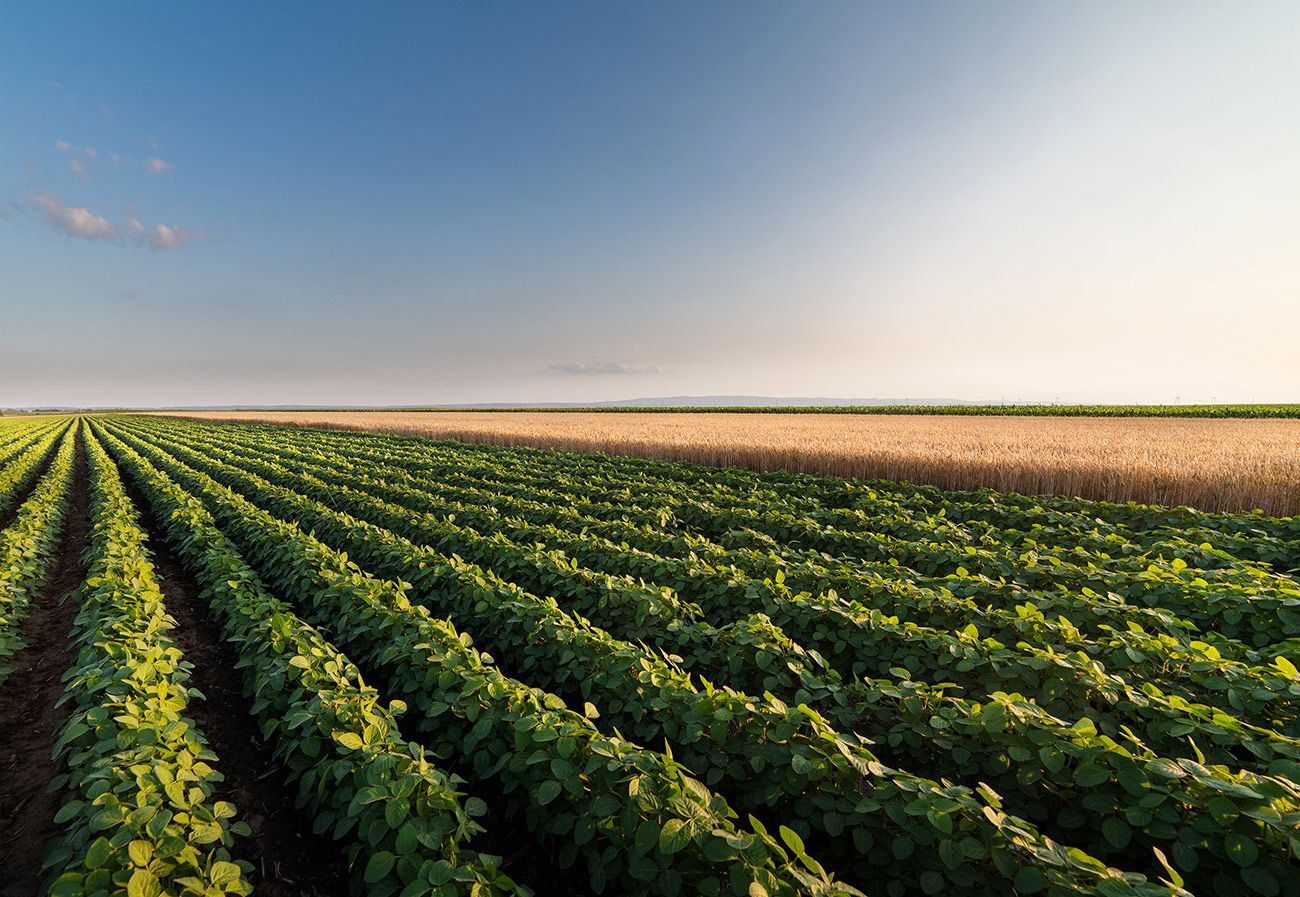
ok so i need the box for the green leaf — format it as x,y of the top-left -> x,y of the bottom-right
1225,833 -> 1259,868
537,781 -> 562,805
127,840 -> 153,867
1101,817 -> 1131,850
127,869 -> 162,897
659,819 -> 691,855
84,837 -> 111,869
1013,867 -> 1048,894
1074,763 -> 1110,788
365,851 -> 396,883
211,861 -> 243,887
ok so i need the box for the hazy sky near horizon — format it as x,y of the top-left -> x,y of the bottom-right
2,2 -> 1297,407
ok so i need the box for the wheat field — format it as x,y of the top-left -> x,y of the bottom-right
156,411 -> 1300,516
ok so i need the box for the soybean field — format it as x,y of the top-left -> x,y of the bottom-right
0,414 -> 1297,897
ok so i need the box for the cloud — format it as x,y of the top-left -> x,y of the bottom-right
108,152 -> 126,165
145,156 -> 173,174
23,193 -> 202,250
67,158 -> 88,179
545,361 -> 663,376
125,218 -> 203,250
29,193 -> 117,240
55,139 -> 74,153
84,147 -> 97,161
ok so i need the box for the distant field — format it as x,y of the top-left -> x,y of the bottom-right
158,410 -> 1300,516
141,403 -> 1300,417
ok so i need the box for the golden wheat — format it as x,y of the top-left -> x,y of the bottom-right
154,411 -> 1300,516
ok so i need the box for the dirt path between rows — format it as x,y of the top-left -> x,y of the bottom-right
0,425 -> 89,895
130,484 -> 351,896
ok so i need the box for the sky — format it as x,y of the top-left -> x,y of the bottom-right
1,2 -> 1297,407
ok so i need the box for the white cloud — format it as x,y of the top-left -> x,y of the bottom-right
24,194 -> 202,250
29,193 -> 117,240
143,222 -> 201,250
145,157 -> 173,174
108,152 -> 126,165
67,158 -> 88,179
55,139 -> 74,153
84,147 -> 97,161
546,361 -> 663,376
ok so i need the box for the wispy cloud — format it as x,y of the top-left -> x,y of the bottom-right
55,139 -> 74,153
145,156 -> 172,174
23,193 -> 202,250
84,147 -> 97,161
124,217 -> 203,250
545,361 -> 663,376
108,152 -> 126,165
29,193 -> 116,240
67,158 -> 89,180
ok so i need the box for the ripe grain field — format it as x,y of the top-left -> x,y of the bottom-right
0,414 -> 1297,897
159,410 -> 1300,516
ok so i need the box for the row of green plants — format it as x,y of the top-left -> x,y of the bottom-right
43,428 -> 254,896
215,414 -> 1294,570
0,412 -> 66,446
114,419 -> 1300,894
0,424 -> 77,681
104,421 -> 1193,897
173,419 -> 1296,650
197,412 -> 1299,551
96,424 -> 862,897
128,420 -> 1298,747
0,417 -> 72,518
115,422 -> 1300,781
0,415 -> 65,466
89,423 -> 529,897
152,421 -> 1296,735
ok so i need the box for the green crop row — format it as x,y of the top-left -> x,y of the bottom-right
0,417 -> 72,518
120,421 -> 1300,884
0,423 -> 77,681
90,423 -> 529,897
122,413 -> 1300,785
43,428 -> 253,897
103,420 -> 1192,897
142,422 -> 1295,736
112,418 -> 1300,894
96,423 -> 859,897
158,417 -> 1296,647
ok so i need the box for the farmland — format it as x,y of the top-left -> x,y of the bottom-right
1,415 -> 1298,897
159,410 -> 1300,516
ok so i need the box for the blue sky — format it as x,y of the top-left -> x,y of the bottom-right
2,2 -> 1297,406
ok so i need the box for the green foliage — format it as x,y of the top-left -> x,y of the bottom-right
0,420 -> 77,681
43,430 -> 254,896
83,414 -> 1300,897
